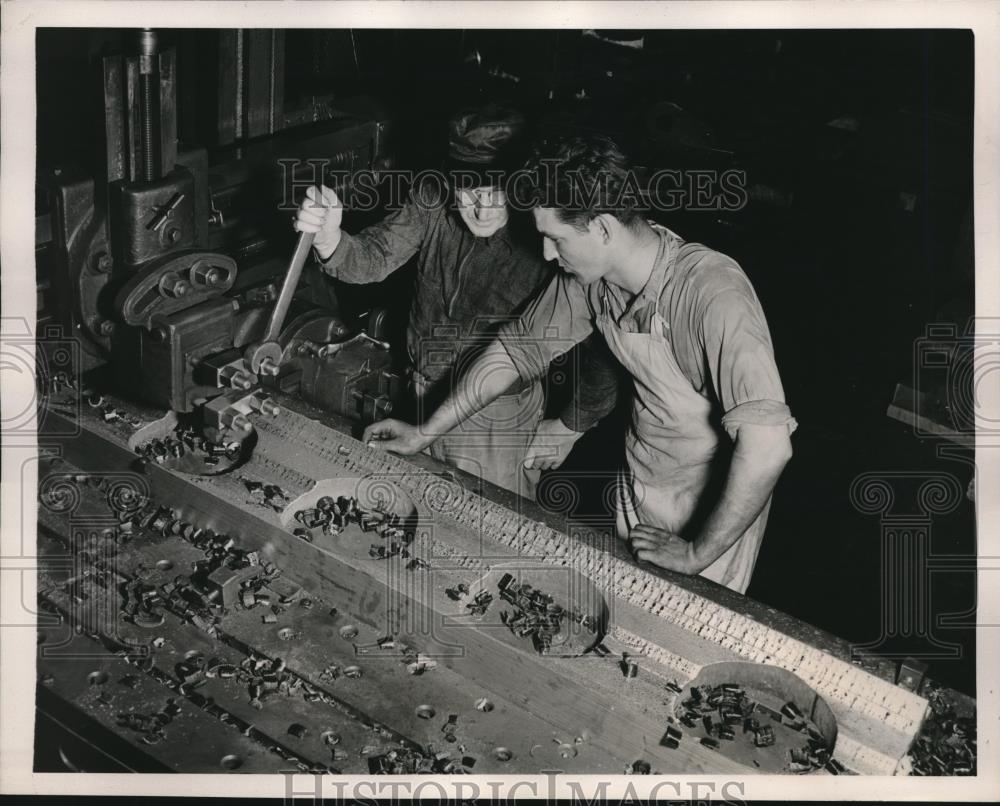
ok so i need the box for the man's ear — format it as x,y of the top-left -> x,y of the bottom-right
591,214 -> 615,245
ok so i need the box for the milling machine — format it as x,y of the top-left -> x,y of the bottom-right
39,28 -> 399,459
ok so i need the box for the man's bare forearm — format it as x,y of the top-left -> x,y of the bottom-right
418,340 -> 521,443
690,425 -> 792,571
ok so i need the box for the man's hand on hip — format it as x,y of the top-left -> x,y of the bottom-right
362,419 -> 433,456
627,524 -> 705,575
523,418 -> 584,471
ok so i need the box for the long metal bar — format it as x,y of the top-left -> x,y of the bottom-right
262,230 -> 315,343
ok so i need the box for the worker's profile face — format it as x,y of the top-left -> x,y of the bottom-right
455,185 -> 509,238
533,207 -> 605,283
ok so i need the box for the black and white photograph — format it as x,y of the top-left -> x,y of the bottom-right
1,1 -> 998,801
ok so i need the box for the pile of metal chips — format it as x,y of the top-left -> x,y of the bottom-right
908,683 -> 976,776
241,654 -> 304,709
367,745 -> 474,775
495,574 -> 596,654
243,479 -> 290,511
115,697 -> 183,745
674,683 -> 843,774
48,472 -> 287,636
292,496 -> 413,559
121,578 -> 165,626
445,583 -> 470,601
444,584 -> 493,615
497,574 -> 566,652
465,590 -> 493,616
134,424 -> 240,466
131,507 -> 278,629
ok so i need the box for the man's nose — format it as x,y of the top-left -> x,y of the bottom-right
542,237 -> 558,262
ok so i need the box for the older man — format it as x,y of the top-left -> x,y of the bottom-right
363,134 -> 796,593
295,108 -> 617,499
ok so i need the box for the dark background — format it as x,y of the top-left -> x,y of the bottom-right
36,28 -> 977,694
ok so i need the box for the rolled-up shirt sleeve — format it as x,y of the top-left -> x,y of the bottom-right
699,287 -> 798,441
498,272 -> 595,384
318,187 -> 430,284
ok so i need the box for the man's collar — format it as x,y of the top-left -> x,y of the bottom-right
633,224 -> 679,304
603,225 -> 679,312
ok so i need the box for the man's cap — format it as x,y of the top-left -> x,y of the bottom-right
446,104 -> 526,187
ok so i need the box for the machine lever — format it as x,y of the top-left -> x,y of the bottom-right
264,230 -> 315,343
243,230 -> 315,375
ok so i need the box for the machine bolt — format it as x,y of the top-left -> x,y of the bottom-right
219,365 -> 253,391
231,372 -> 253,391
92,252 -> 113,273
250,396 -> 281,417
96,319 -> 116,337
258,357 -> 281,377
191,261 -> 226,288
221,412 -> 252,433
167,228 -> 182,244
160,274 -> 190,298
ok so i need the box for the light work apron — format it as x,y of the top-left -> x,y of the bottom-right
596,231 -> 769,594
411,367 -> 546,501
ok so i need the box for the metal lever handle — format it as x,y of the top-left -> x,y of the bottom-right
264,230 -> 315,343
243,230 -> 315,375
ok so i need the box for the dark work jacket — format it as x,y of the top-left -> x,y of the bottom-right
320,180 -> 618,429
